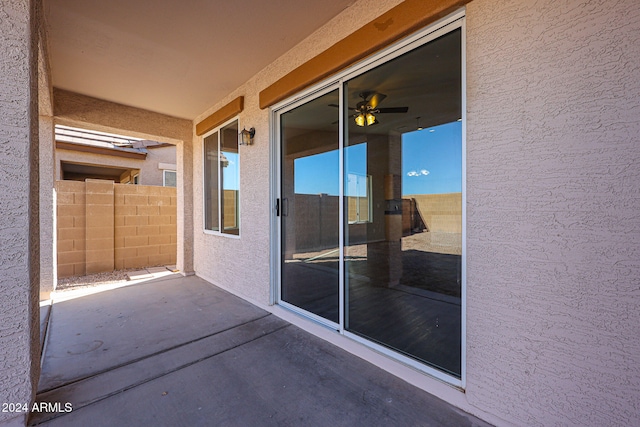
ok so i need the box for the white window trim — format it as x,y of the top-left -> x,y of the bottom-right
270,9 -> 466,388
346,173 -> 373,225
202,117 -> 241,239
163,170 -> 177,187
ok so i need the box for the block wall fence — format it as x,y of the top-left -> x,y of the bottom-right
56,179 -> 177,278
290,192 -> 462,253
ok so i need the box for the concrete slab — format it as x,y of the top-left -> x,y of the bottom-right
146,267 -> 170,274
38,275 -> 267,392
30,315 -> 288,425
126,270 -> 152,280
35,324 -> 490,427
33,275 -> 491,427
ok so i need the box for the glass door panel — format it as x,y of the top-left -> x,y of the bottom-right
220,122 -> 239,235
280,89 -> 340,323
344,29 -> 463,377
204,131 -> 219,231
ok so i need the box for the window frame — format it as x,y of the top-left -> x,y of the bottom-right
163,169 -> 177,187
346,173 -> 373,225
202,117 -> 241,238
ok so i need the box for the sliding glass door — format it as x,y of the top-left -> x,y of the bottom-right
277,20 -> 463,380
280,89 -> 340,324
344,28 -> 462,377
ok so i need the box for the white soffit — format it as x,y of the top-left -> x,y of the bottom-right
44,0 -> 356,119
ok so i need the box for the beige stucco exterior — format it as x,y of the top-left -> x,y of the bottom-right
192,0 -> 405,305
0,0 -> 41,425
192,1 -> 640,426
465,1 -> 640,424
1,0 -> 639,426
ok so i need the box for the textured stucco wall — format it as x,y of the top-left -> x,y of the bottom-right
139,145 -> 176,186
38,2 -> 55,300
466,0 -> 640,425
39,115 -> 56,300
192,0 -> 403,305
192,0 -> 639,425
0,0 -> 40,425
53,89 -> 194,273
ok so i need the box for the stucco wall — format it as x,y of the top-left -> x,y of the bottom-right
138,145 -> 176,186
39,116 -> 56,300
466,0 -> 640,425
192,0 -> 640,426
192,0 -> 403,305
0,0 -> 40,425
38,0 -> 55,301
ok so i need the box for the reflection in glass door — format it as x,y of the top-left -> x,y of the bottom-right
344,29 -> 462,378
280,89 -> 340,324
277,22 -> 463,379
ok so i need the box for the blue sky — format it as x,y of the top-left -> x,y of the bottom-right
402,121 -> 462,195
294,121 -> 461,196
222,151 -> 239,190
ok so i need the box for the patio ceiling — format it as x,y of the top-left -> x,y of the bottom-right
44,0 -> 356,120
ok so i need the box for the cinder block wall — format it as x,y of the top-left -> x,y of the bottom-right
86,180 -> 115,274
114,184 -> 177,270
56,181 -> 87,277
56,180 -> 176,277
409,193 -> 462,233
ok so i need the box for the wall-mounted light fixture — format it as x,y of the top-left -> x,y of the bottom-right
239,127 -> 255,145
416,116 -> 423,131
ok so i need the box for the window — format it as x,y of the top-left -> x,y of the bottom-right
346,173 -> 372,224
132,174 -> 139,185
203,119 -> 240,235
163,170 -> 176,187
346,143 -> 372,224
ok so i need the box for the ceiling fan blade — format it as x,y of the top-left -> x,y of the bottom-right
368,92 -> 387,109
377,107 -> 409,114
332,112 -> 359,124
329,103 -> 358,111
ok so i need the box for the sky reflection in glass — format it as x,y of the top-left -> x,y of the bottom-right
294,121 -> 461,196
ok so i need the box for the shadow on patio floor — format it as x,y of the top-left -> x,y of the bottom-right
31,275 -> 490,426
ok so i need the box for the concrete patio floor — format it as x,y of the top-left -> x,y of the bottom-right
32,274 -> 491,426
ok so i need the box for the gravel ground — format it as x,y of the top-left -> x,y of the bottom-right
56,270 -> 132,292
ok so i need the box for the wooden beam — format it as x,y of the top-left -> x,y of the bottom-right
195,96 -> 244,136
259,0 -> 471,109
